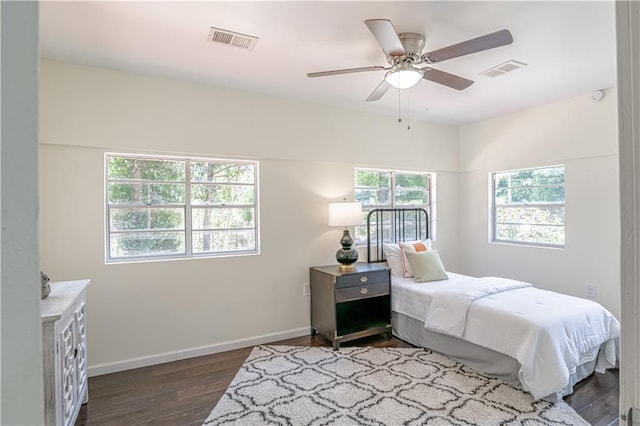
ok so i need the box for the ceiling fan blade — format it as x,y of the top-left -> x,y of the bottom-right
422,68 -> 473,90
365,80 -> 392,102
364,19 -> 406,57
425,29 -> 513,63
307,66 -> 385,78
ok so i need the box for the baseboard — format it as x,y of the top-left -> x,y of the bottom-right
87,326 -> 311,377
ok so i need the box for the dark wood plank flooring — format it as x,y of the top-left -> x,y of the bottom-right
76,334 -> 619,426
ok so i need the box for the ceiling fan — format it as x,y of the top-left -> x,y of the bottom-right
307,19 -> 513,102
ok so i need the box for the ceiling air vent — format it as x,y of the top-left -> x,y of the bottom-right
208,27 -> 258,50
480,60 -> 527,78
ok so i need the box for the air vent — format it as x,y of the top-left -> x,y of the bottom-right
480,60 -> 527,78
208,27 -> 258,50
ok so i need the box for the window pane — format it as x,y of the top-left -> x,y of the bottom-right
355,224 -> 393,245
399,212 -> 429,241
359,211 -> 427,243
354,225 -> 368,245
110,231 -> 185,258
355,211 -> 377,244
354,169 -> 432,246
395,173 -> 427,189
354,212 -> 416,246
192,207 -> 254,230
108,157 -> 184,181
495,186 -> 564,205
495,206 -> 564,226
495,187 -> 509,204
495,224 -> 565,245
354,188 -> 390,206
394,189 -> 428,206
110,208 -> 185,231
495,175 -> 509,189
191,162 -> 254,183
495,167 -> 564,189
192,230 -> 256,253
191,184 -> 254,205
108,183 -> 185,204
354,170 -> 390,188
355,169 -> 392,207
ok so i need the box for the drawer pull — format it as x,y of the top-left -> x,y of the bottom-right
360,276 -> 368,283
360,288 -> 368,295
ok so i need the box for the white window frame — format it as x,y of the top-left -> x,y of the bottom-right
354,168 -> 433,244
105,153 -> 259,263
490,165 -> 565,248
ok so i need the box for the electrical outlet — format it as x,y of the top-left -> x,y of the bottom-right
303,283 -> 310,297
585,284 -> 596,298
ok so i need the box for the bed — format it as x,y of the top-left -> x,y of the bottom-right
365,208 -> 620,401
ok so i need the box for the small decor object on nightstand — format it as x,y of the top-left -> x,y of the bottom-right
328,201 -> 362,270
41,271 -> 51,300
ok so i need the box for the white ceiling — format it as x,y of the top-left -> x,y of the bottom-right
39,1 -> 617,125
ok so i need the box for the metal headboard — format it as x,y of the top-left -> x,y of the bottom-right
366,208 -> 429,263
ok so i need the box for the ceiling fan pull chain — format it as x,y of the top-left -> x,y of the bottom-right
406,90 -> 411,130
398,88 -> 402,124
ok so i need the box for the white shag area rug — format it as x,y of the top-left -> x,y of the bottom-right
204,345 -> 589,426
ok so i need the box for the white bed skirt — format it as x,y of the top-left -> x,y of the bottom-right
392,311 -> 597,401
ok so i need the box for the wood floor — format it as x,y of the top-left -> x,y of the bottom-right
76,334 -> 619,426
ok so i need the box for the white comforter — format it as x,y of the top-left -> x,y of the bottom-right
392,274 -> 620,400
424,277 -> 532,337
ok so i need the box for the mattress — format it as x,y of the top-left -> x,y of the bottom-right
392,312 -> 598,401
391,273 -> 620,400
392,272 -> 470,321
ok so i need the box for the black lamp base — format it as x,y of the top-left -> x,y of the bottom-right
336,229 -> 358,270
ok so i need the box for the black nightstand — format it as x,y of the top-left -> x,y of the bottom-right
309,263 -> 391,350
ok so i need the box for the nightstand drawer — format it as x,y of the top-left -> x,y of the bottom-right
335,281 -> 389,302
335,269 -> 388,288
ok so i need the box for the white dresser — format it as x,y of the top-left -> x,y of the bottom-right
41,279 -> 90,426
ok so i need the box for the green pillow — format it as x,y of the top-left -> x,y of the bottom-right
405,250 -> 449,282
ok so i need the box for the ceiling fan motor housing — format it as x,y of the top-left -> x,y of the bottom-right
397,32 -> 425,63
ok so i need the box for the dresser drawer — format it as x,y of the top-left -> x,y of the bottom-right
335,281 -> 389,302
335,269 -> 388,288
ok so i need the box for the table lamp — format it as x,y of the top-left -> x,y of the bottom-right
328,201 -> 363,270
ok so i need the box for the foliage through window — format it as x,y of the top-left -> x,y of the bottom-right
106,154 -> 258,261
492,165 -> 565,247
354,169 -> 432,245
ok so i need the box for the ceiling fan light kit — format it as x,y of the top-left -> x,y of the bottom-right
307,19 -> 513,102
385,67 -> 422,89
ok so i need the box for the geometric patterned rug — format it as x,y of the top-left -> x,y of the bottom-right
203,345 -> 589,425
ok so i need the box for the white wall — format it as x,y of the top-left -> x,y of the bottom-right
39,59 -> 460,373
459,89 -> 621,319
41,59 -> 621,374
1,2 -> 44,424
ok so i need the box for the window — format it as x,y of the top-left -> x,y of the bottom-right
491,165 -> 565,247
106,154 -> 258,262
354,168 -> 432,244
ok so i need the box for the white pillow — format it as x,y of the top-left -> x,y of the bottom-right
382,243 -> 404,277
399,239 -> 433,278
405,250 -> 449,283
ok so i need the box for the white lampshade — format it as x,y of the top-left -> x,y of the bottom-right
328,202 -> 362,227
385,68 -> 423,89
